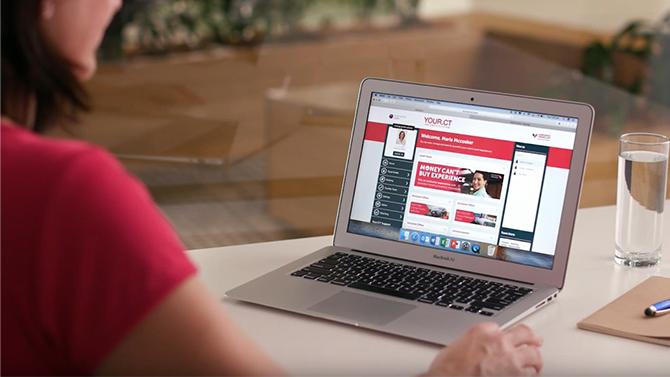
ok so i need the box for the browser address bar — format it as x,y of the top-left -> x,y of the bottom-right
427,104 -> 513,119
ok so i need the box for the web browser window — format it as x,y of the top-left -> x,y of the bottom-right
348,92 -> 578,269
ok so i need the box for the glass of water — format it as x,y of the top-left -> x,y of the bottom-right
614,133 -> 669,266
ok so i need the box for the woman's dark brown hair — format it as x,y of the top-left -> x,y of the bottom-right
473,171 -> 489,183
1,0 -> 90,132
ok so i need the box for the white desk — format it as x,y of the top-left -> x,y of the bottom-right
188,204 -> 669,375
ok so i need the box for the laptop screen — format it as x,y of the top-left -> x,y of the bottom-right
347,92 -> 578,270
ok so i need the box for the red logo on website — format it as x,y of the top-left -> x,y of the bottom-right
424,116 -> 452,127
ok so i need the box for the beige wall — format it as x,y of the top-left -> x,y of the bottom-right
418,0 -> 472,17
420,0 -> 670,32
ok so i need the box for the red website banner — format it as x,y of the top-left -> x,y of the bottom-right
417,129 -> 514,160
415,162 -> 466,193
547,147 -> 572,169
455,210 -> 497,228
364,122 -> 388,142
455,210 -> 476,223
409,202 -> 450,219
414,162 -> 504,199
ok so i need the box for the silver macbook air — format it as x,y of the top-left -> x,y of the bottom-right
227,78 -> 594,345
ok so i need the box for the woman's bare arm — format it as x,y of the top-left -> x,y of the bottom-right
96,277 -> 284,375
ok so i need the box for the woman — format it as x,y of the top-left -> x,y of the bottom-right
396,130 -> 407,146
471,171 -> 492,198
1,1 -> 543,375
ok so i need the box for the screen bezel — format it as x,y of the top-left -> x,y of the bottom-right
333,78 -> 594,289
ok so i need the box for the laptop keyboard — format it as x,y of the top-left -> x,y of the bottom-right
290,252 -> 532,316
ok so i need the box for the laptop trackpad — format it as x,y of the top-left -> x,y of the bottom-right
308,291 -> 416,326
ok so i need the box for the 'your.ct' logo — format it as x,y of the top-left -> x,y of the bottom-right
424,116 -> 452,127
532,133 -> 551,141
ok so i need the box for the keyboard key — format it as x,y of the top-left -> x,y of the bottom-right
310,263 -> 333,269
485,298 -> 513,306
305,266 -> 331,276
397,288 -> 415,296
348,282 -> 421,301
479,311 -> 494,316
472,301 -> 505,311
448,304 -> 464,310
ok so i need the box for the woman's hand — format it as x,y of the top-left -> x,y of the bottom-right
424,323 -> 543,376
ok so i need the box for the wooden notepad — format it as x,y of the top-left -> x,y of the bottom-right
577,276 -> 670,347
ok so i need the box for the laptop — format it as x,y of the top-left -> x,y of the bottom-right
227,78 -> 594,345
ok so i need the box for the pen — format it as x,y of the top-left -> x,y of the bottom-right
644,298 -> 670,317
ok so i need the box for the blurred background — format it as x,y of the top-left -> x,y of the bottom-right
48,0 -> 670,249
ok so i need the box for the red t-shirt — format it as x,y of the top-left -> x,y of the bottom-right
1,123 -> 197,375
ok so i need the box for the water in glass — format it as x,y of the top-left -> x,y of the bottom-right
614,150 -> 668,266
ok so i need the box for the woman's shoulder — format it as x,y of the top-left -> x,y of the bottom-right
472,188 -> 489,197
1,122 -> 135,214
3,122 -> 101,156
2,122 -> 122,179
